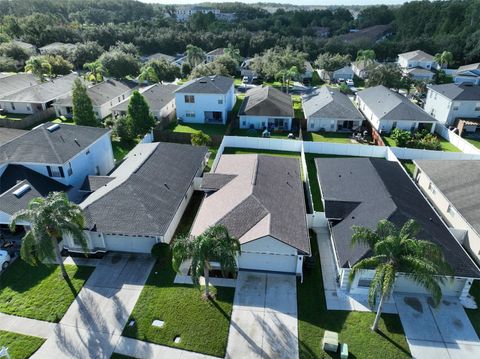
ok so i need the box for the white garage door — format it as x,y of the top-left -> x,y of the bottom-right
104,234 -> 157,253
238,252 -> 297,273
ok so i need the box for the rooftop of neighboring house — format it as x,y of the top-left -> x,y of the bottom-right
175,75 -> 233,94
333,66 -> 354,73
207,48 -> 226,56
302,86 -> 363,120
357,85 -> 437,122
428,83 -> 480,101
304,61 -> 314,73
456,63 -> 480,73
351,60 -> 378,71
112,83 -> 179,113
415,160 -> 480,238
0,121 -> 110,165
81,142 -> 207,237
337,24 -> 391,43
10,40 -> 37,53
55,79 -> 137,107
239,85 -> 294,118
0,128 -> 27,145
0,73 -> 39,98
0,73 -> 78,104
316,157 -> 480,278
405,67 -> 434,76
38,42 -> 76,53
191,154 -> 310,254
144,53 -> 176,63
398,50 -> 434,62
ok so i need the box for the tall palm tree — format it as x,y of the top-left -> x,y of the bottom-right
83,60 -> 104,83
172,225 -> 240,298
25,56 -> 51,82
276,66 -> 300,94
186,44 -> 205,68
349,219 -> 452,331
434,51 -> 453,68
356,49 -> 376,63
10,192 -> 88,279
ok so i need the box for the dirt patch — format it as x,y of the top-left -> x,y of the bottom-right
404,297 -> 423,313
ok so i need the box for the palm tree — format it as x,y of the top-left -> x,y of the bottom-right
10,192 -> 88,279
276,66 -> 300,94
25,56 -> 51,82
224,43 -> 242,64
434,51 -> 454,68
171,225 -> 240,298
83,60 -> 104,83
186,44 -> 205,68
356,49 -> 376,63
349,219 -> 453,331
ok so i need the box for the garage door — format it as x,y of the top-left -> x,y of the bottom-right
394,274 -> 465,297
238,252 -> 297,273
104,234 -> 157,253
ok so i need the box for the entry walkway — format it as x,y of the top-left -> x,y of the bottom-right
0,313 -> 56,338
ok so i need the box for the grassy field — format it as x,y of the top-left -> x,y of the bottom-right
297,234 -> 411,359
0,331 -> 45,359
0,259 -> 93,322
466,280 -> 480,337
304,132 -> 355,144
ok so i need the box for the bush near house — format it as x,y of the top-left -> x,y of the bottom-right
391,128 -> 441,150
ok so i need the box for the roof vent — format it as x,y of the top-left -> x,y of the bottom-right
74,138 -> 80,146
13,184 -> 31,198
47,123 -> 61,132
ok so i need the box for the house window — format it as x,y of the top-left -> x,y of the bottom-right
475,102 -> 480,111
453,102 -> 459,111
218,99 -> 223,104
185,95 -> 195,103
67,162 -> 73,176
447,205 -> 456,217
310,121 -> 314,129
47,166 -> 63,178
242,120 -> 246,127
358,278 -> 372,287
26,105 -> 31,111
186,111 -> 195,118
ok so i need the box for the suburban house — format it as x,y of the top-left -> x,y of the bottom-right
454,63 -> 480,85
319,66 -> 354,83
303,86 -> 364,132
397,50 -> 435,81
112,83 -> 178,121
0,73 -> 78,115
356,85 -> 438,133
67,142 -> 208,253
0,122 -> 115,225
351,61 -> 378,79
53,79 -> 137,120
316,157 -> 480,299
0,73 -> 39,100
191,154 -> 310,276
206,48 -> 226,63
238,86 -> 294,131
404,67 -> 434,81
424,83 -> 480,131
413,160 -> 480,266
141,53 -> 176,64
240,58 -> 257,78
175,6 -> 220,21
174,75 -> 235,124
302,61 -> 314,82
38,42 -> 77,55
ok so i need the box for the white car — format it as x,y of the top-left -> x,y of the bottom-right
0,250 -> 10,271
346,79 -> 354,86
242,76 -> 249,84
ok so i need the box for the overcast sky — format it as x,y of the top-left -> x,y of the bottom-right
139,0 -> 406,5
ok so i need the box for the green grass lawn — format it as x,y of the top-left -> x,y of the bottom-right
304,132 -> 356,144
466,280 -> 480,337
170,123 -> 227,137
0,260 -> 94,322
298,234 -> 411,359
292,95 -> 304,120
400,160 -> 416,177
382,135 -> 460,152
305,154 -> 323,212
0,331 -> 45,359
0,113 -> 29,121
465,137 -> 480,150
52,116 -> 76,125
112,138 -> 140,163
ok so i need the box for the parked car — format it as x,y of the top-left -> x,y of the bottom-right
346,79 -> 354,86
242,76 -> 249,84
0,250 -> 10,271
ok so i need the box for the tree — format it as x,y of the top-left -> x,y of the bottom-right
10,192 -> 88,279
433,70 -> 453,84
25,56 -> 51,82
127,91 -> 155,137
72,78 -> 97,127
181,62 -> 192,77
41,54 -> 73,76
433,51 -> 453,68
276,65 -> 300,93
98,50 -> 140,79
252,46 -> 306,81
224,43 -> 242,64
190,62 -> 229,79
367,64 -> 403,90
71,41 -> 104,69
0,42 -> 32,63
349,219 -> 452,331
186,44 -> 205,68
83,60 -> 104,83
315,53 -> 351,72
172,225 -> 240,298
356,49 -> 376,62
109,41 -> 139,57
191,131 -> 211,146
139,58 -> 180,83
0,55 -> 17,72
215,55 -> 238,76
113,115 -> 132,143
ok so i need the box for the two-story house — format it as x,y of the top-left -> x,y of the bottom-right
174,75 -> 235,124
454,63 -> 480,86
397,50 -> 435,81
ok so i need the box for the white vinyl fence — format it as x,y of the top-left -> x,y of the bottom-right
435,124 -> 480,155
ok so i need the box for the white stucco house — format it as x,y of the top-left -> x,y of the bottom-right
206,48 -> 226,63
356,85 -> 438,133
238,86 -> 294,131
424,84 -> 480,131
191,154 -> 310,276
351,60 -> 378,79
0,73 -> 39,100
319,66 -> 354,83
453,63 -> 480,85
316,157 -> 480,299
397,50 -> 435,81
175,75 -> 235,124
66,142 -> 208,254
54,79 -> 137,120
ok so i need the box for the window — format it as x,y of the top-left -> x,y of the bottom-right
67,162 -> 73,176
358,278 -> 372,287
186,111 -> 195,118
475,102 -> 480,111
310,121 -> 314,129
453,102 -> 459,111
184,95 -> 195,103
218,99 -> 223,105
242,120 -> 246,127
47,166 -> 63,178
26,105 -> 31,111
447,205 -> 456,217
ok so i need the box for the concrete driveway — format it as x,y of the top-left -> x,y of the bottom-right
32,253 -> 155,359
226,271 -> 298,359
395,294 -> 480,359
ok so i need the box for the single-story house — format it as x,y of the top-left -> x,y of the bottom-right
303,86 -> 364,132
112,83 -> 178,121
0,73 -> 78,115
413,160 -> 480,266
356,85 -> 438,133
191,154 -> 310,276
454,63 -> 480,85
351,60 -> 378,79
0,73 -> 39,99
319,66 -> 354,83
54,79 -> 137,120
398,50 -> 435,70
206,48 -> 226,63
238,86 -> 294,131
174,75 -> 235,124
316,157 -> 480,299
68,142 -> 208,254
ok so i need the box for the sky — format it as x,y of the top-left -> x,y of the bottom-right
139,0 -> 406,6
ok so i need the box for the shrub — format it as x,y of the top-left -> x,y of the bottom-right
391,128 -> 441,150
391,128 -> 411,147
191,130 -> 211,146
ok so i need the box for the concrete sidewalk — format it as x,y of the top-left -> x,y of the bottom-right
0,313 -> 57,338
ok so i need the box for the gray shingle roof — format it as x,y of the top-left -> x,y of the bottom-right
0,73 -> 39,98
175,75 -> 233,94
0,121 -> 110,165
316,157 -> 480,278
357,85 -> 437,122
207,48 -> 225,56
302,86 -> 363,120
457,63 -> 480,72
415,160 -> 480,238
0,128 -> 27,145
239,86 -> 294,118
399,50 -> 434,62
201,173 -> 236,191
80,176 -> 115,192
428,84 -> 480,101
39,42 -> 76,53
111,84 -> 178,113
145,53 -> 176,63
82,142 -> 207,237
0,73 -> 78,103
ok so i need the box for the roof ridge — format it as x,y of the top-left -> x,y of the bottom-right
40,125 -> 63,164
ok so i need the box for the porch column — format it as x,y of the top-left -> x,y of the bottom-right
430,122 -> 436,133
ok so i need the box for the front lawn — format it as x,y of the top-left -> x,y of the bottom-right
0,259 -> 94,322
304,132 -> 356,144
466,280 -> 480,337
170,123 -> 227,137
298,234 -> 411,359
0,331 -> 45,359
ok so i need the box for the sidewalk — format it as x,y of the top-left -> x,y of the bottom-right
0,313 -> 57,338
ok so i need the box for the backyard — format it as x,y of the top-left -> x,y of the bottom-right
465,137 -> 480,150
112,138 -> 141,163
0,331 -> 45,359
303,132 -> 360,144
297,234 -> 411,359
382,134 -> 460,152
169,122 -> 227,137
0,259 -> 93,322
